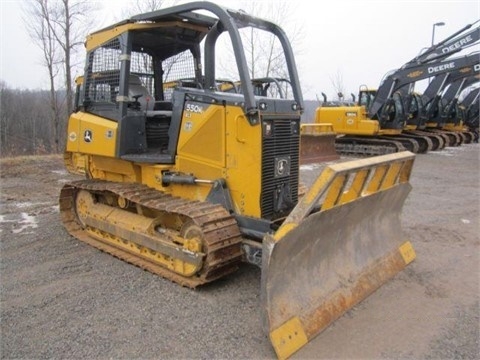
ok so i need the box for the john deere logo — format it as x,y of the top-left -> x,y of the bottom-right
275,156 -> 290,178
84,130 -> 93,143
407,70 -> 423,78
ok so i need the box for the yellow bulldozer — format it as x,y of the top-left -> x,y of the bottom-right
60,2 -> 416,359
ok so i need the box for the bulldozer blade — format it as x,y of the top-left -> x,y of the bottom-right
261,151 -> 416,360
300,123 -> 339,164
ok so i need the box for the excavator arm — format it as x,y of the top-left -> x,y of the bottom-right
460,86 -> 480,137
423,72 -> 480,123
402,57 -> 480,127
441,74 -> 480,104
368,19 -> 479,127
460,85 -> 480,108
423,62 -> 480,105
436,75 -> 480,128
407,21 -> 480,65
369,52 -> 480,125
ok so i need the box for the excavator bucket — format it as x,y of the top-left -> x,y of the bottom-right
261,151 -> 416,359
300,123 -> 339,164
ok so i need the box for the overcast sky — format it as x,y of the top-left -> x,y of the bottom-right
1,0 -> 478,100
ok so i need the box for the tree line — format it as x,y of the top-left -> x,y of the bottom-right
0,82 -> 69,156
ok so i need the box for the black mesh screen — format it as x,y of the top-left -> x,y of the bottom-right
85,38 -> 121,104
260,118 -> 300,220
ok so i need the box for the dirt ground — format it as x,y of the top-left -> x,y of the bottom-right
1,144 -> 479,359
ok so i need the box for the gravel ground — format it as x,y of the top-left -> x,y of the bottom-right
1,144 -> 479,359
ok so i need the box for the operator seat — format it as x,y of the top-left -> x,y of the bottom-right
128,74 -> 155,111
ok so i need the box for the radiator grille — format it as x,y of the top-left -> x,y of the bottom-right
261,118 -> 300,220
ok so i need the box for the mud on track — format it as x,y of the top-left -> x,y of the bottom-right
1,145 -> 479,359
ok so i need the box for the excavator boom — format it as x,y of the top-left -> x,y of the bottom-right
409,21 -> 480,65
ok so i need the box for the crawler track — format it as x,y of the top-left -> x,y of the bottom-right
404,130 -> 446,151
335,136 -> 406,156
59,180 -> 244,288
424,129 -> 463,147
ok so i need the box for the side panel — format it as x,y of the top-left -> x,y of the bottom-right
174,101 -> 227,202
316,106 -> 380,135
175,101 -> 264,217
225,107 -> 263,217
177,101 -> 226,168
89,155 -> 141,183
66,112 -> 118,157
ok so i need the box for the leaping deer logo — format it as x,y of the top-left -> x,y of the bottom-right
84,130 -> 93,143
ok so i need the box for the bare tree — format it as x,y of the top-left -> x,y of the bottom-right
330,69 -> 346,102
24,0 -> 63,152
0,81 -> 11,155
22,0 -> 95,153
239,1 -> 304,79
49,0 -> 96,115
0,83 -> 56,156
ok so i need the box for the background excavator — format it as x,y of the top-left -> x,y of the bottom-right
311,21 -> 479,156
60,2 -> 416,359
401,54 -> 480,146
425,72 -> 479,140
458,86 -> 480,141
